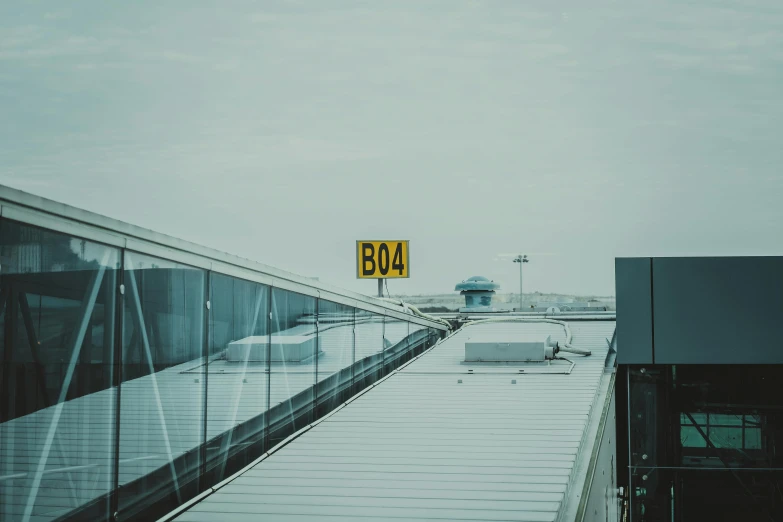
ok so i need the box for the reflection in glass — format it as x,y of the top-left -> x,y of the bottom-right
382,316 -> 409,373
680,426 -> 707,448
680,413 -> 760,451
118,251 -> 206,518
206,273 -> 269,483
745,429 -> 762,450
315,301 -> 354,414
353,310 -> 384,390
408,323 -> 431,358
0,220 -> 119,522
268,289 -> 316,447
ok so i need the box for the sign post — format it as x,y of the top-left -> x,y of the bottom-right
356,240 -> 410,297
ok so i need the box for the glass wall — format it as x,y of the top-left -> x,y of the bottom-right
205,274 -> 269,484
353,309 -> 385,391
0,212 -> 446,522
267,288 -> 316,447
623,364 -> 783,522
117,251 -> 207,519
409,323 -> 434,358
0,220 -> 120,522
382,316 -> 408,374
315,301 -> 354,415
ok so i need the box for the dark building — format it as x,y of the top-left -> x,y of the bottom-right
615,257 -> 783,521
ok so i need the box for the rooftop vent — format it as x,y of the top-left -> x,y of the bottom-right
455,275 -> 500,313
464,333 -> 557,362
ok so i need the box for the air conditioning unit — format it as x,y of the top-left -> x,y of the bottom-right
464,334 -> 556,362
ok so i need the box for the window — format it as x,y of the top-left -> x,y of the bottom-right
118,251 -> 206,518
680,413 -> 762,451
0,219 -> 120,521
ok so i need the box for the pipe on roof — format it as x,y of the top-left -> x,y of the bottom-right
459,316 -> 592,356
378,298 -> 453,330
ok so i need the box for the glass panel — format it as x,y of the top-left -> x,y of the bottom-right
268,288 -> 316,447
681,413 -> 707,425
408,322 -> 430,357
745,428 -> 762,450
0,220 -> 119,522
710,414 -> 743,426
353,310 -> 384,390
118,251 -> 206,518
315,301 -> 354,413
710,427 -> 742,449
681,426 -> 707,448
205,273 -> 269,483
384,316 -> 408,347
382,316 -> 409,372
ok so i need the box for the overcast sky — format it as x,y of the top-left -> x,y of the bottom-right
1,1 -> 781,297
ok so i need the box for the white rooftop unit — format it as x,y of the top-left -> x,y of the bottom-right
464,333 -> 556,362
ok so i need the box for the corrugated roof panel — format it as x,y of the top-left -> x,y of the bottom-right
175,320 -> 615,522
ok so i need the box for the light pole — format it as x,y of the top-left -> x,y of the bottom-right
512,255 -> 529,311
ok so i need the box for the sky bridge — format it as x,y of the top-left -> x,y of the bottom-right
0,184 -> 616,522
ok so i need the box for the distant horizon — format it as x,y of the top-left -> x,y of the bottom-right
396,290 -> 617,299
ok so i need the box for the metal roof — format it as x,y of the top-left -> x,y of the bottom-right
173,319 -> 616,522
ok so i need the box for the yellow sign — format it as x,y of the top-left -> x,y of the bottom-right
356,240 -> 409,279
